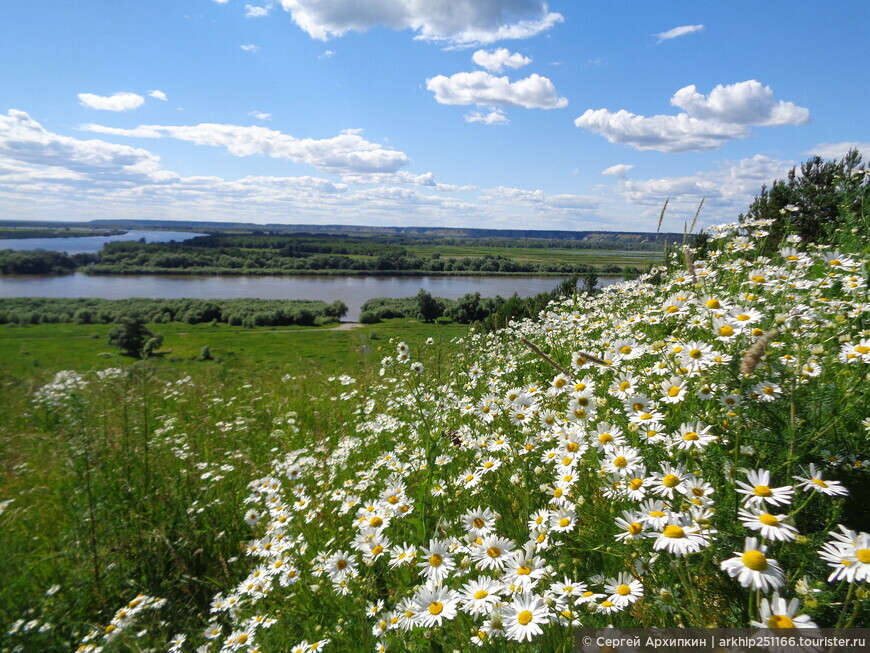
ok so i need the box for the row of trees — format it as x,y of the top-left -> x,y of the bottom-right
359,273 -> 595,327
0,298 -> 347,327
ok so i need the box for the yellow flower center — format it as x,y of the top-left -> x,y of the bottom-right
829,259 -> 842,266
856,345 -> 870,355
620,345 -> 633,355
487,547 -> 502,558
369,516 -> 383,528
857,549 -> 870,564
754,485 -> 773,497
474,590 -> 489,600
562,456 -> 573,466
613,456 -> 628,468
759,513 -> 780,526
650,510 -> 666,518
683,431 -> 699,441
517,565 -> 532,576
472,517 -> 486,529
741,550 -> 769,571
601,600 -> 615,608
553,488 -> 563,498
639,412 -> 653,421
336,560 -> 348,570
662,474 -> 680,487
387,495 -> 399,504
566,442 -> 580,452
718,325 -> 735,337
629,478 -> 643,490
663,525 -> 685,538
617,584 -> 631,596
429,554 -> 443,567
628,522 -> 643,535
372,545 -> 384,556
751,275 -> 766,283
768,614 -> 795,628
665,305 -> 679,313
517,610 -> 533,625
706,299 -> 721,309
559,517 -> 571,528
668,386 -> 681,397
619,381 -> 631,391
811,478 -> 828,488
599,433 -> 613,443
428,602 -> 443,615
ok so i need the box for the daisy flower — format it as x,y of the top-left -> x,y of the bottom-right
653,513 -> 710,557
502,593 -> 549,643
817,525 -> 870,582
419,538 -> 455,585
735,469 -> 794,508
738,508 -> 799,542
458,577 -> 504,616
720,537 -> 784,592
793,464 -> 849,496
471,535 -> 515,572
751,593 -> 818,629
605,572 -> 644,607
614,510 -> 646,542
648,463 -> 688,500
412,585 -> 459,628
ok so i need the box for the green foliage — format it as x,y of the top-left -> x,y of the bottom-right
740,149 -> 868,251
0,248 -> 79,274
0,298 -> 347,327
107,316 -> 156,358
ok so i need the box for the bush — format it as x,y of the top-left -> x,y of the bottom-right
358,310 -> 381,324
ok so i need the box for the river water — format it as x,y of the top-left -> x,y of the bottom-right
0,232 -> 621,321
0,230 -> 208,254
0,273 -> 621,321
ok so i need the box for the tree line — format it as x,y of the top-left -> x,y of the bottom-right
0,297 -> 348,327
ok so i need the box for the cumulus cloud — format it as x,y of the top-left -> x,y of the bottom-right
464,108 -> 509,125
805,141 -> 870,159
575,80 -> 809,152
277,0 -> 563,46
249,111 -> 272,121
472,48 -> 532,72
148,90 -> 168,101
246,4 -> 271,18
655,24 -> 704,42
77,92 -> 145,112
427,71 -> 567,109
614,155 -> 793,220
240,43 -> 260,52
670,80 -> 810,126
602,163 -> 633,177
481,186 -> 599,214
81,121 -> 410,174
0,109 -> 172,183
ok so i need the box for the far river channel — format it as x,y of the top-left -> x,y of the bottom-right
0,231 -> 620,321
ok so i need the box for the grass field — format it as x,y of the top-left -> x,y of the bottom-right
0,319 -> 468,379
402,243 -> 663,267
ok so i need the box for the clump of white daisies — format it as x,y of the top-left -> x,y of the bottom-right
191,217 -> 869,651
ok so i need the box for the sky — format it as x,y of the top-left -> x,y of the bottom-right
1,1 -> 868,233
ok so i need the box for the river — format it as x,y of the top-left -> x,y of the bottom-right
0,273 -> 620,321
0,230 -> 208,254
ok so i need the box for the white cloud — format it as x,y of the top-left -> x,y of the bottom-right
481,186 -> 599,214
341,170 -> 473,192
249,111 -> 272,121
613,155 -> 794,225
319,49 -> 337,58
805,141 -> 870,159
575,80 -> 809,152
655,24 -> 704,42
77,92 -> 145,112
464,108 -> 509,125
602,163 -> 633,178
277,0 -> 563,46
81,121 -> 410,174
246,4 -> 271,18
670,80 -> 810,126
148,90 -> 168,102
0,110 -> 172,183
472,48 -> 531,73
212,0 -> 229,4
427,71 -> 567,109
240,43 -> 260,52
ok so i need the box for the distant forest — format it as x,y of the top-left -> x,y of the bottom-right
0,232 -> 664,276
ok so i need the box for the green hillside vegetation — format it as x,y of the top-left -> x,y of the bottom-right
1,152 -> 868,651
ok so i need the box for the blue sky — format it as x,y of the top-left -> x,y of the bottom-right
1,1 -> 868,232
